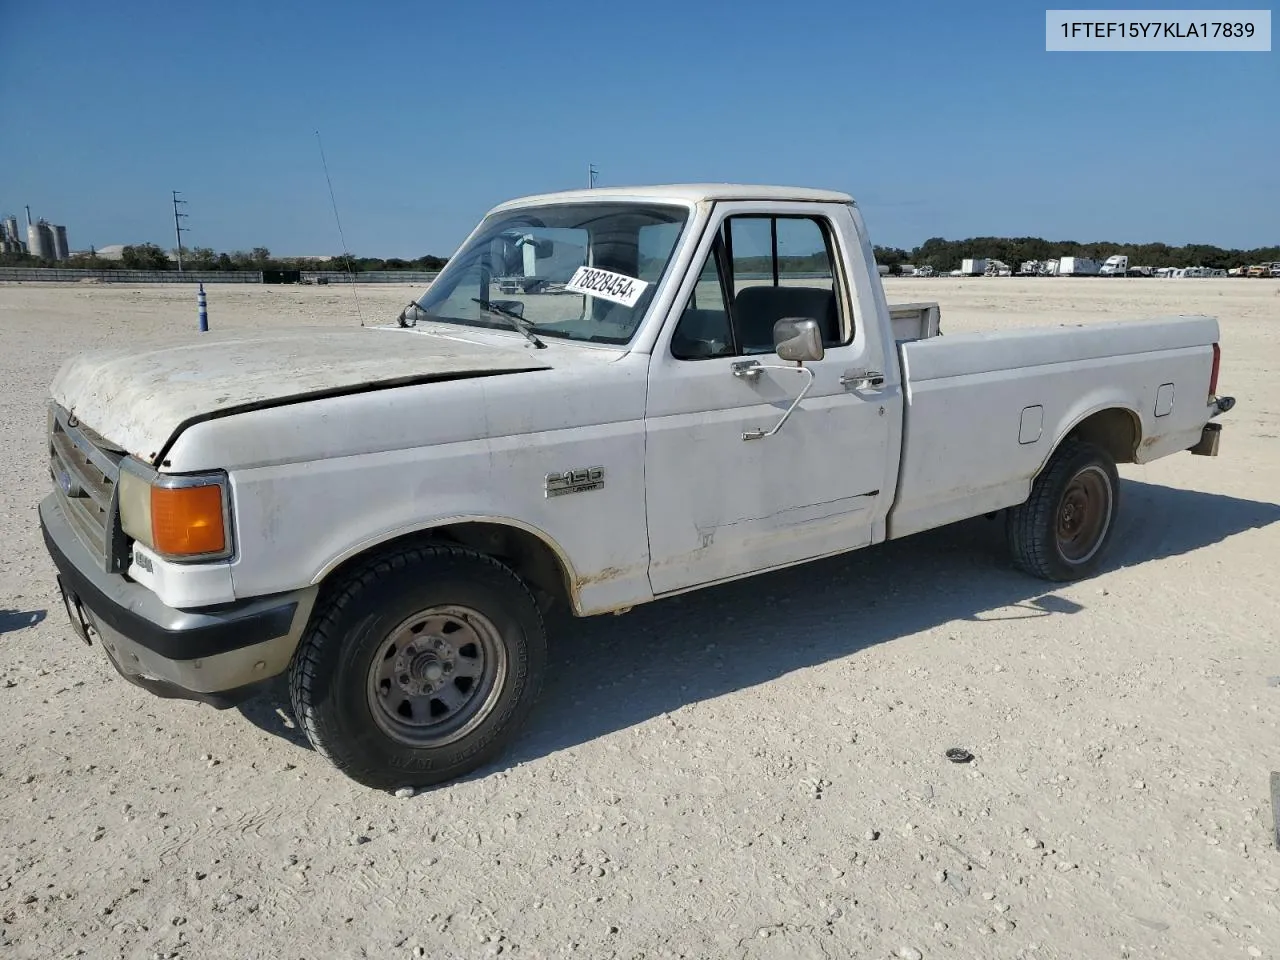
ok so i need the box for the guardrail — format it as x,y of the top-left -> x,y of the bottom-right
0,267 -> 262,283
302,271 -> 440,284
0,267 -> 442,285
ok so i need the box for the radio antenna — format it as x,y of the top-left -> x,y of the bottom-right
315,129 -> 365,326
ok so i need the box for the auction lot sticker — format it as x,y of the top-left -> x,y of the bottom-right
565,266 -> 649,308
1046,9 -> 1271,50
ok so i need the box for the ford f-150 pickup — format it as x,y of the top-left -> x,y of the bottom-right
38,184 -> 1237,790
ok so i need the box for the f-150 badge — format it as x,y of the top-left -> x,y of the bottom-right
545,466 -> 605,497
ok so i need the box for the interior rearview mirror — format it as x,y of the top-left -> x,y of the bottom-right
533,238 -> 554,259
773,317 -> 824,363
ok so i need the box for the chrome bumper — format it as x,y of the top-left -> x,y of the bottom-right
40,494 -> 317,707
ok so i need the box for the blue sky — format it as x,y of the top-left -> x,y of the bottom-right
1,0 -> 1275,257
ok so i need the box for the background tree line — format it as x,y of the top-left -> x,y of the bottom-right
872,238 -> 1280,273
4,237 -> 1278,274
0,243 -> 449,272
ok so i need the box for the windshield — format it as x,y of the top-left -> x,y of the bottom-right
408,201 -> 689,345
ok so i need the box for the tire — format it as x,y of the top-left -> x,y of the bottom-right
1006,439 -> 1120,581
288,545 -> 547,791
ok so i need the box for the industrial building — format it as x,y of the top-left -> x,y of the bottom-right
0,214 -> 27,255
9,206 -> 71,261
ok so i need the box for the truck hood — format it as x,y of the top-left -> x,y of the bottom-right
50,325 -> 553,464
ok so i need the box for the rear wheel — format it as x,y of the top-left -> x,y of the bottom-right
1007,439 -> 1120,581
289,545 -> 547,791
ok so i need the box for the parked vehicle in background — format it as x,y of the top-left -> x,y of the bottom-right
38,183 -> 1238,791
960,258 -> 987,276
1058,256 -> 1101,276
1099,255 -> 1128,276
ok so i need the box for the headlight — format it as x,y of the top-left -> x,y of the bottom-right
118,459 -> 233,562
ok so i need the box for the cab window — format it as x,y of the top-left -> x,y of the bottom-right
670,214 -> 851,359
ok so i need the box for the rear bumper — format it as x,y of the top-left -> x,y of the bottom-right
39,494 -> 317,707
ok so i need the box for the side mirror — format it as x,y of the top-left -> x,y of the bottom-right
773,317 -> 824,363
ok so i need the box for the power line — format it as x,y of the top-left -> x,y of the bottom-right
172,190 -> 189,273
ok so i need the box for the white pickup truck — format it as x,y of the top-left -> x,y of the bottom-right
39,184 -> 1236,791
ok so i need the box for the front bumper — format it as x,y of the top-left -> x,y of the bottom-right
39,494 -> 317,708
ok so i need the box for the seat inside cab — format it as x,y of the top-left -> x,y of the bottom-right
732,285 -> 839,354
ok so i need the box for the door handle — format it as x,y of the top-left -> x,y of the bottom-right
731,359 -> 763,382
840,369 -> 885,389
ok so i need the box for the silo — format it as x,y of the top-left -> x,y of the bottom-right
38,221 -> 55,260
2,216 -> 18,243
27,222 -> 50,260
53,225 -> 69,260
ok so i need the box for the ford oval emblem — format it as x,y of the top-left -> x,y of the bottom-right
57,469 -> 84,498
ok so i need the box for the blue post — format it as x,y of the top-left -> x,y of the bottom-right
198,282 -> 208,332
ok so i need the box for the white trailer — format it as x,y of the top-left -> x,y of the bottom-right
960,258 -> 986,276
1058,257 -> 1100,276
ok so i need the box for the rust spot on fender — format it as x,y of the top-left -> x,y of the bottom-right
577,566 -> 625,587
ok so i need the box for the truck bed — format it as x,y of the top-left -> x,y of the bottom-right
886,315 -> 1220,541
888,302 -> 942,343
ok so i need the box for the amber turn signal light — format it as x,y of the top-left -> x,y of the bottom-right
150,483 -> 227,556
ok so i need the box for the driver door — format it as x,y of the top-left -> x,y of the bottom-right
644,201 -> 898,595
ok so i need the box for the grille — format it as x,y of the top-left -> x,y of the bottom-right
48,405 -> 129,573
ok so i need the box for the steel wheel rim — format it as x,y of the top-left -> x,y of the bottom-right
366,605 -> 508,747
1055,465 -> 1113,564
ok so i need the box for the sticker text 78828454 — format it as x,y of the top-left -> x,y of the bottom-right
564,266 -> 649,309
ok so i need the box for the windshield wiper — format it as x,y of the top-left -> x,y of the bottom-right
471,298 -> 546,349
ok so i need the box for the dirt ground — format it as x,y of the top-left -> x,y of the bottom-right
2,277 -> 1278,960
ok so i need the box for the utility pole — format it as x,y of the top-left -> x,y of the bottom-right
171,190 -> 189,273
588,164 -> 598,189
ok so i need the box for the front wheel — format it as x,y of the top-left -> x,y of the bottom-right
1006,439 -> 1120,581
288,545 -> 547,791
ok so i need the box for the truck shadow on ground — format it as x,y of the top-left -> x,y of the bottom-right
0,608 -> 46,636
237,479 -> 1280,766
